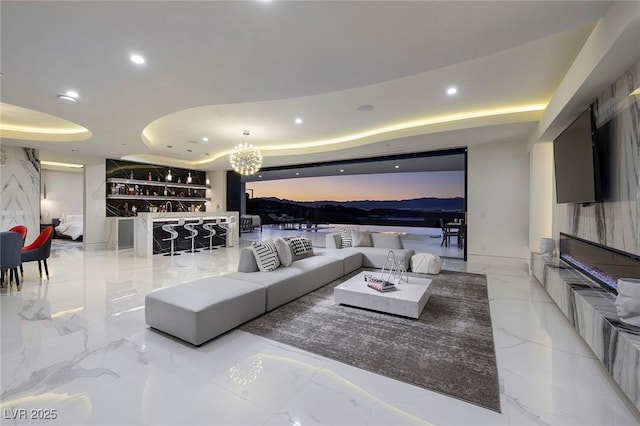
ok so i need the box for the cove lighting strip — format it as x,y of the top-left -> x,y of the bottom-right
195,103 -> 547,165
41,160 -> 84,168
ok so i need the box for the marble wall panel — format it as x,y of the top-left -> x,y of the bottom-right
532,254 -> 640,411
556,59 -> 640,256
0,146 -> 40,243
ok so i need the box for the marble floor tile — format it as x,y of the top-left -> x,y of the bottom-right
2,240 -> 639,425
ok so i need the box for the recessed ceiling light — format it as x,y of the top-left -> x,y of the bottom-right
295,172 -> 300,176
394,165 -> 400,169
187,149 -> 192,153
130,54 -> 145,65
121,143 -> 127,146
57,94 -> 77,103
258,175 -> 262,178
166,145 -> 173,148
202,137 -> 209,142
357,105 -> 374,112
446,86 -> 458,95
205,153 -> 210,156
243,130 -> 250,136
58,90 -> 79,102
340,169 -> 344,173
295,118 -> 303,124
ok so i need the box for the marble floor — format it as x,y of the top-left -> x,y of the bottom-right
1,237 -> 639,425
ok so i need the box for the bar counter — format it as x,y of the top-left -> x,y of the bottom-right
133,211 -> 239,258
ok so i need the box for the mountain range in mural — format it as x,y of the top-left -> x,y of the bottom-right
247,196 -> 464,227
257,196 -> 464,211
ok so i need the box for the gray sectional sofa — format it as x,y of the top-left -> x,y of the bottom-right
145,231 -> 415,345
324,231 -> 415,269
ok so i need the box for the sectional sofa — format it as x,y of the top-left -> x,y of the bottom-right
145,231 -> 416,345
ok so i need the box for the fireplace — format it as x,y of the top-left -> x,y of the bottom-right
559,233 -> 640,293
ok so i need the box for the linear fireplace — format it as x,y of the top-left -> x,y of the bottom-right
559,232 -> 640,293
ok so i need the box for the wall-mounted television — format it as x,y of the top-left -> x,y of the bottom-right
553,105 -> 601,204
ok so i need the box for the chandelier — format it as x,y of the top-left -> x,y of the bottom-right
230,143 -> 263,176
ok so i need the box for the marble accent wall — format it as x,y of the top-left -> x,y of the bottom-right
0,146 -> 40,244
555,59 -> 640,256
532,254 -> 640,412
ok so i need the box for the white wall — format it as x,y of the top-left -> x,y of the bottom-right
467,139 -> 530,263
208,170 -> 226,212
84,158 -> 107,250
40,169 -> 83,223
528,142 -> 554,255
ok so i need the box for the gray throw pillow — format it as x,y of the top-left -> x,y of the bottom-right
351,229 -> 372,247
275,238 -> 293,267
250,239 -> 281,272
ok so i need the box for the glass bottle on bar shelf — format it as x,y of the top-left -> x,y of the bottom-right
148,171 -> 152,181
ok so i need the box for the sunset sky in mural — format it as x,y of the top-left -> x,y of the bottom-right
246,171 -> 464,202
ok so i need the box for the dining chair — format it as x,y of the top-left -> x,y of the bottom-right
21,226 -> 54,280
9,225 -> 28,277
1,231 -> 24,289
439,218 -> 459,247
8,225 -> 28,242
457,221 -> 466,249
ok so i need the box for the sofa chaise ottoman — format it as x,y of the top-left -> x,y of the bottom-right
145,276 -> 265,345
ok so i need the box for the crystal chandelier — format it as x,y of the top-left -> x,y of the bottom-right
229,143 -> 263,176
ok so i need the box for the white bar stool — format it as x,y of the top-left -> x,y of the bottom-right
184,218 -> 203,253
202,219 -> 219,250
162,218 -> 184,256
219,216 -> 236,247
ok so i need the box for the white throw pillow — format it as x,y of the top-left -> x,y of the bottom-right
275,238 -> 293,267
615,278 -> 640,326
251,239 -> 281,272
411,253 -> 442,274
351,229 -> 372,247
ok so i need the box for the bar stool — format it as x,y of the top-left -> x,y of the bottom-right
184,218 -> 203,253
202,219 -> 219,250
218,216 -> 236,247
162,219 -> 184,256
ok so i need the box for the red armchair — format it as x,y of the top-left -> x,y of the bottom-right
21,226 -> 54,280
8,225 -> 27,242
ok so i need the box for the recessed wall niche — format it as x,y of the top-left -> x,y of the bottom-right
106,159 -> 209,217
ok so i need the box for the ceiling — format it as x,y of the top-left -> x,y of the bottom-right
0,1 -> 622,173
244,150 -> 466,182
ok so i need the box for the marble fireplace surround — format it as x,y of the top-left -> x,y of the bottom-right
531,253 -> 640,413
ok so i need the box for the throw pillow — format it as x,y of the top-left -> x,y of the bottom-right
351,229 -> 372,247
251,239 -> 281,272
275,238 -> 293,267
285,236 -> 314,261
339,229 -> 353,248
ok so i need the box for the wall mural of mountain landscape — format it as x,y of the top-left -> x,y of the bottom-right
246,171 -> 465,228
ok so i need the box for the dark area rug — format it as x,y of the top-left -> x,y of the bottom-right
240,269 -> 501,412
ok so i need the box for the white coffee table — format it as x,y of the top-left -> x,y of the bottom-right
334,271 -> 433,319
